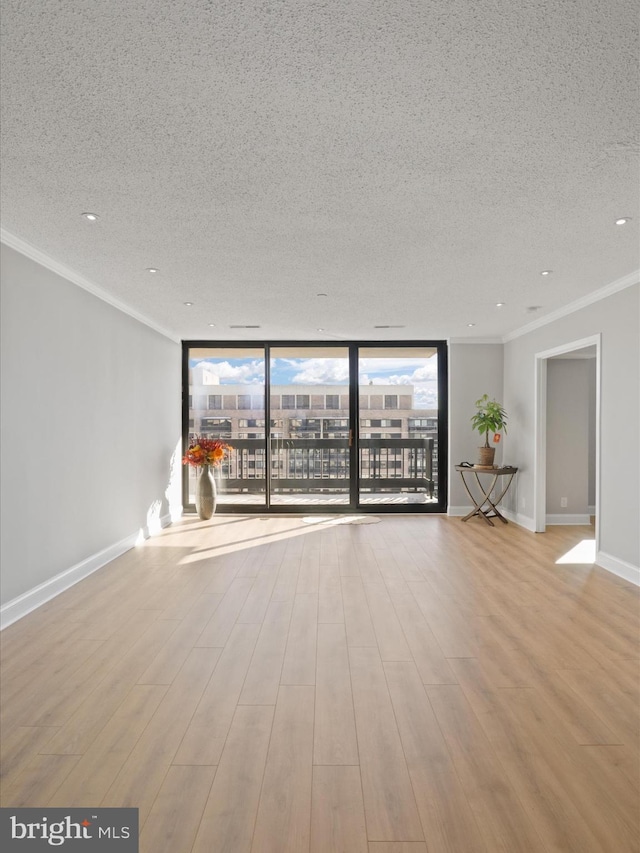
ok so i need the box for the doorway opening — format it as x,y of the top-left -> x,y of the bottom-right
534,335 -> 600,550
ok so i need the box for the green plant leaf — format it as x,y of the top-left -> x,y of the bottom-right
471,395 -> 508,448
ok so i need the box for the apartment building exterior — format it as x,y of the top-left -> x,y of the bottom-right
187,366 -> 439,503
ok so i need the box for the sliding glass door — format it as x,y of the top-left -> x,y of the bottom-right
185,347 -> 267,506
357,346 -> 440,505
183,341 -> 447,512
269,346 -> 352,506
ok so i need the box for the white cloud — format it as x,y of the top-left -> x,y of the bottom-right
194,359 -> 265,384
410,362 -> 438,381
359,357 -> 437,374
290,358 -> 350,385
359,363 -> 437,386
414,387 -> 438,408
191,355 -> 438,406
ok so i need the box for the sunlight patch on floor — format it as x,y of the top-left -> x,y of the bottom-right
555,539 -> 596,565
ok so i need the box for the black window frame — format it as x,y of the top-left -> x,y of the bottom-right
182,340 -> 448,515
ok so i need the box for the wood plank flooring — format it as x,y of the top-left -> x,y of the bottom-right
1,515 -> 638,852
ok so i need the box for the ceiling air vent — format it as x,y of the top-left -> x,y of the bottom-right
374,324 -> 405,329
229,324 -> 261,329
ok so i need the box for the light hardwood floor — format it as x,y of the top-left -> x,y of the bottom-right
1,515 -> 638,852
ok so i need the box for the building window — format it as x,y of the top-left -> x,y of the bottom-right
384,395 -> 398,409
200,418 -> 232,438
325,394 -> 340,409
323,419 -> 348,438
238,394 -> 252,409
208,394 -> 222,409
282,394 -> 296,409
296,394 -> 310,409
409,418 -> 437,429
290,418 -> 320,433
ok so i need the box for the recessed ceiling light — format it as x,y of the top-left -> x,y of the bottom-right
496,302 -> 505,308
317,328 -> 325,332
184,302 -> 193,307
615,217 -> 631,225
467,323 -> 476,327
541,270 -> 552,276
81,212 -> 99,221
208,323 -> 216,327
146,267 -> 158,273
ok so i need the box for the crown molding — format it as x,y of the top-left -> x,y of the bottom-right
1,228 -> 180,344
503,270 -> 640,342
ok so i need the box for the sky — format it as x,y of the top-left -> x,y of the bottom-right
192,353 -> 439,409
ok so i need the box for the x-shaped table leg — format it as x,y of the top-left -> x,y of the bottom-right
460,470 -> 516,526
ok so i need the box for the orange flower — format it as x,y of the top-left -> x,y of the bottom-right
182,436 -> 232,468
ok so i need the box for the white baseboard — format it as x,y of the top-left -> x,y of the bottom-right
137,508 -> 182,541
596,550 -> 640,587
500,508 -> 537,532
448,505 -> 537,533
448,506 -> 473,517
546,513 -> 591,526
0,512 -> 178,630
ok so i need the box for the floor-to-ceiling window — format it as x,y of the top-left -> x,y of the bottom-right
269,346 -> 351,506
183,341 -> 447,513
184,347 -> 266,507
357,346 -> 442,506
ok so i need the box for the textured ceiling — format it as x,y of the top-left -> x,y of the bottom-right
1,0 -> 638,342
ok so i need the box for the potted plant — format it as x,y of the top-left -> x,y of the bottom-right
471,395 -> 508,467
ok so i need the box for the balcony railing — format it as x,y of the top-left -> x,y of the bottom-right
202,436 -> 435,496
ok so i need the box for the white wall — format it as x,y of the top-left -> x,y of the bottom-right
546,359 -> 589,519
587,360 -> 597,509
504,283 -> 639,578
448,343 -> 505,511
0,245 -> 182,619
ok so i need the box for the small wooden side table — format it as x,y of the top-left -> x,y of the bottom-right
455,465 -> 518,526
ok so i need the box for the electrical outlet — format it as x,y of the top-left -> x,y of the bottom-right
560,497 -> 568,508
